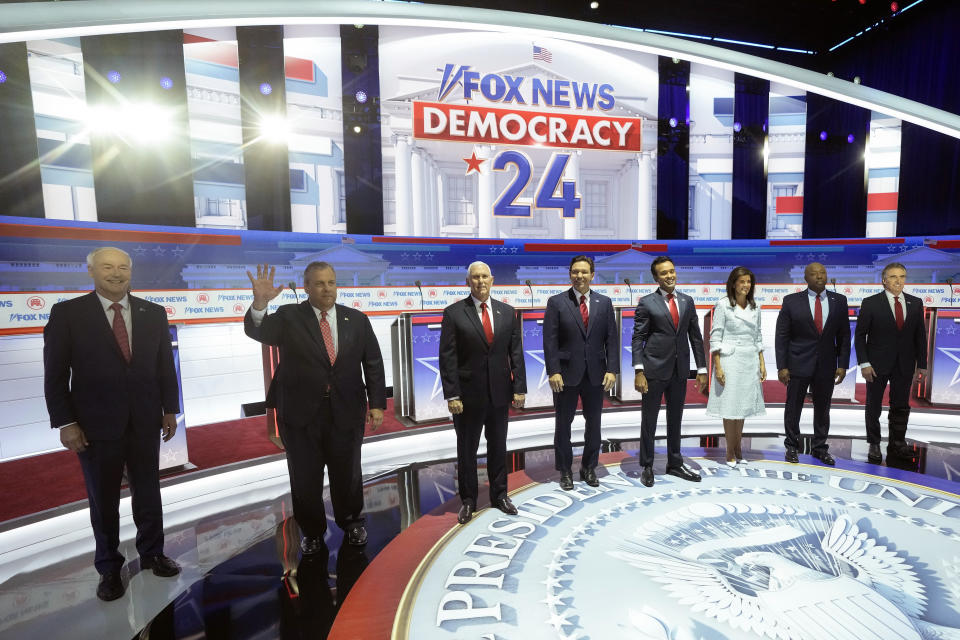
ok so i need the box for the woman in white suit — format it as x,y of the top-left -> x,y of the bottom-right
706,266 -> 766,466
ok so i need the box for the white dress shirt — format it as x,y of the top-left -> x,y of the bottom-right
571,287 -> 591,317
807,288 -> 829,321
249,303 -> 338,354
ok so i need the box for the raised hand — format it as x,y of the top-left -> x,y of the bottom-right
246,264 -> 285,310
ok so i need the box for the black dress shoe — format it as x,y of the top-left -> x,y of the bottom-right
559,471 -> 574,491
495,497 -> 518,515
579,467 -> 599,488
888,441 -> 915,458
96,571 -> 124,602
140,554 -> 180,577
785,447 -> 799,464
867,443 -> 882,463
812,451 -> 835,466
457,502 -> 474,524
346,525 -> 368,547
300,535 -> 326,555
640,465 -> 654,487
666,464 -> 702,482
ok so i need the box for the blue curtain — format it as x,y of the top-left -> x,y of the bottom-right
732,74 -> 769,239
656,56 -> 690,239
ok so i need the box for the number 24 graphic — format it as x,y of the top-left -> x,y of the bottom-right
492,150 -> 581,219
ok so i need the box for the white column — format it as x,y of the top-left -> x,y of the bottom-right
637,151 -> 654,239
393,135 -> 413,235
477,145 -> 495,238
436,171 -> 447,233
411,146 -> 425,237
428,158 -> 439,236
562,150 -> 581,239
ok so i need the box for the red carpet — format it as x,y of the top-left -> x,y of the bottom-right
0,384 -> 924,524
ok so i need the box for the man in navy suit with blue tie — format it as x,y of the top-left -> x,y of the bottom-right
543,256 -> 619,490
44,247 -> 181,602
632,256 -> 708,487
775,262 -> 850,465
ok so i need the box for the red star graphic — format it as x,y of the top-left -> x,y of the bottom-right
463,151 -> 485,175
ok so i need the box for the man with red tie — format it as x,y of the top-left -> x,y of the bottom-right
44,247 -> 181,601
632,256 -> 708,486
775,262 -> 850,465
543,255 -> 619,490
855,262 -> 927,464
438,261 -> 526,524
245,262 -> 385,553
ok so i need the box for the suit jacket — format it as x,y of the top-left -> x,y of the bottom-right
245,301 -> 386,431
43,292 -> 180,440
631,289 -> 706,380
438,297 -> 527,408
543,289 -> 619,387
774,290 -> 850,378
855,291 -> 927,376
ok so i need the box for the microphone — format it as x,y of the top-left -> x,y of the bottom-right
525,279 -> 534,308
624,277 -> 634,306
947,277 -> 954,306
830,278 -> 837,292
414,280 -> 424,311
288,282 -> 300,302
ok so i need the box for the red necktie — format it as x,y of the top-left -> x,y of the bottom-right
481,302 -> 494,344
666,293 -> 679,329
110,302 -> 131,363
814,294 -> 823,334
894,295 -> 904,330
320,310 -> 336,364
580,294 -> 589,329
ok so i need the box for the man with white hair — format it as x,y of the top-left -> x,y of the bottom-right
44,247 -> 181,601
439,261 -> 527,524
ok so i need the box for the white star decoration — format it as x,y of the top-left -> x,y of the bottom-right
415,356 -> 444,400
936,347 -> 960,387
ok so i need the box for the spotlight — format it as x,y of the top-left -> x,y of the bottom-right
671,57 -> 679,64
355,90 -> 368,104
590,1 -> 599,9
668,117 -> 677,128
107,70 -> 121,84
160,76 -> 173,90
827,71 -> 835,77
859,0 -> 866,4
891,1 -> 899,10
259,82 -> 273,96
733,122 -> 742,133
847,134 -> 856,143
0,70 -> 6,84
819,131 -> 828,141
84,103 -> 174,143
258,115 -> 288,142
353,125 -> 362,134
853,76 -> 861,84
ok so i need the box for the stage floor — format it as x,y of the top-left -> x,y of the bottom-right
2,406 -> 960,639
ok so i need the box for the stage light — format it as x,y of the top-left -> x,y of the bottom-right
820,131 -> 828,141
84,103 -> 174,143
891,2 -> 899,10
590,1 -> 599,9
107,70 -> 121,84
258,115 -> 288,142
668,117 -> 677,128
0,70 -> 6,84
259,82 -> 273,96
733,122 -> 742,133
847,134 -> 856,143
859,0 -> 866,5
160,76 -> 173,90
853,76 -> 861,84
827,72 -> 835,77
671,57 -> 679,64
353,125 -> 362,134
355,90 -> 368,104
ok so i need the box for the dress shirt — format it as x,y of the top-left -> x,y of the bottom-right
571,288 -> 591,316
472,295 -> 495,338
249,303 -> 338,354
807,288 -> 829,321
635,288 -> 707,374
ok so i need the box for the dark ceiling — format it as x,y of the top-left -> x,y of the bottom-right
416,0 -> 936,58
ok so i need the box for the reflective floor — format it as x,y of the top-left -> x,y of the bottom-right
2,407 -> 960,639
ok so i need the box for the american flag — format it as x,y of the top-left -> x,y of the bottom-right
533,45 -> 553,63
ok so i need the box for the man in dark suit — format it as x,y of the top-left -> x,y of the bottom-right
439,261 -> 526,524
44,247 -> 181,602
245,261 -> 385,553
775,262 -> 850,465
855,262 -> 927,463
544,255 -> 618,490
632,256 -> 707,487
